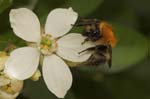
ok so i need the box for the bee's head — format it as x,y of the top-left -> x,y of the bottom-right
82,24 -> 101,41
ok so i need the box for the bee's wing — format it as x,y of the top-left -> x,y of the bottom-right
86,51 -> 106,66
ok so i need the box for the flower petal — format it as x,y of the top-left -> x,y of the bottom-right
57,33 -> 95,62
10,8 -> 41,42
42,55 -> 72,98
4,47 -> 40,80
45,8 -> 78,38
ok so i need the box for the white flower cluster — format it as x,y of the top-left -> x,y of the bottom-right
0,52 -> 23,99
1,7 -> 94,98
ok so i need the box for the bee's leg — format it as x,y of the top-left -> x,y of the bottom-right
73,21 -> 91,26
72,18 -> 88,26
108,45 -> 112,68
81,38 -> 90,45
78,47 -> 95,54
108,58 -> 112,68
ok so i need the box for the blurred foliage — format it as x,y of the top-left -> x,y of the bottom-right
110,23 -> 148,72
0,0 -> 149,99
0,30 -> 26,50
61,0 -> 104,16
0,0 -> 13,14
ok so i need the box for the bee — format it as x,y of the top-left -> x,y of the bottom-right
74,18 -> 117,68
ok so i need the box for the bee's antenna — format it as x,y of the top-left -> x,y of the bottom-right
73,18 -> 100,27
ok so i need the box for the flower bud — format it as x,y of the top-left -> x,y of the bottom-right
0,52 -> 8,71
30,69 -> 41,81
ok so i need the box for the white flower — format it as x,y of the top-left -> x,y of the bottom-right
4,8 -> 94,98
0,73 -> 23,99
0,52 -> 23,99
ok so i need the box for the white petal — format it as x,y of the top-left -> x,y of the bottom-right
57,33 -> 95,62
45,8 -> 78,38
4,47 -> 40,80
10,8 -> 41,42
42,55 -> 72,98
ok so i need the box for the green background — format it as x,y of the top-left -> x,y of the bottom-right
0,0 -> 149,99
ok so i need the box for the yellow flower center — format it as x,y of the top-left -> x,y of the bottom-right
38,34 -> 57,55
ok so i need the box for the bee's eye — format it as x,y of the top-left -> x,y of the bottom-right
93,30 -> 99,34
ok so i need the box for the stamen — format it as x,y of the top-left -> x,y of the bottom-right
38,34 -> 57,55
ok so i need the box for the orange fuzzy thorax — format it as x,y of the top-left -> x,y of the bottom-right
96,22 -> 117,47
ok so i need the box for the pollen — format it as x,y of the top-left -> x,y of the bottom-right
38,34 -> 57,55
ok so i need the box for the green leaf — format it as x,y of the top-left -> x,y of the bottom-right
0,30 -> 26,50
62,0 -> 104,16
0,0 -> 13,14
13,0 -> 38,10
34,0 -> 66,24
35,0 -> 104,24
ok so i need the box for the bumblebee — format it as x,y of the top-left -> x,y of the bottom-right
74,19 -> 117,67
